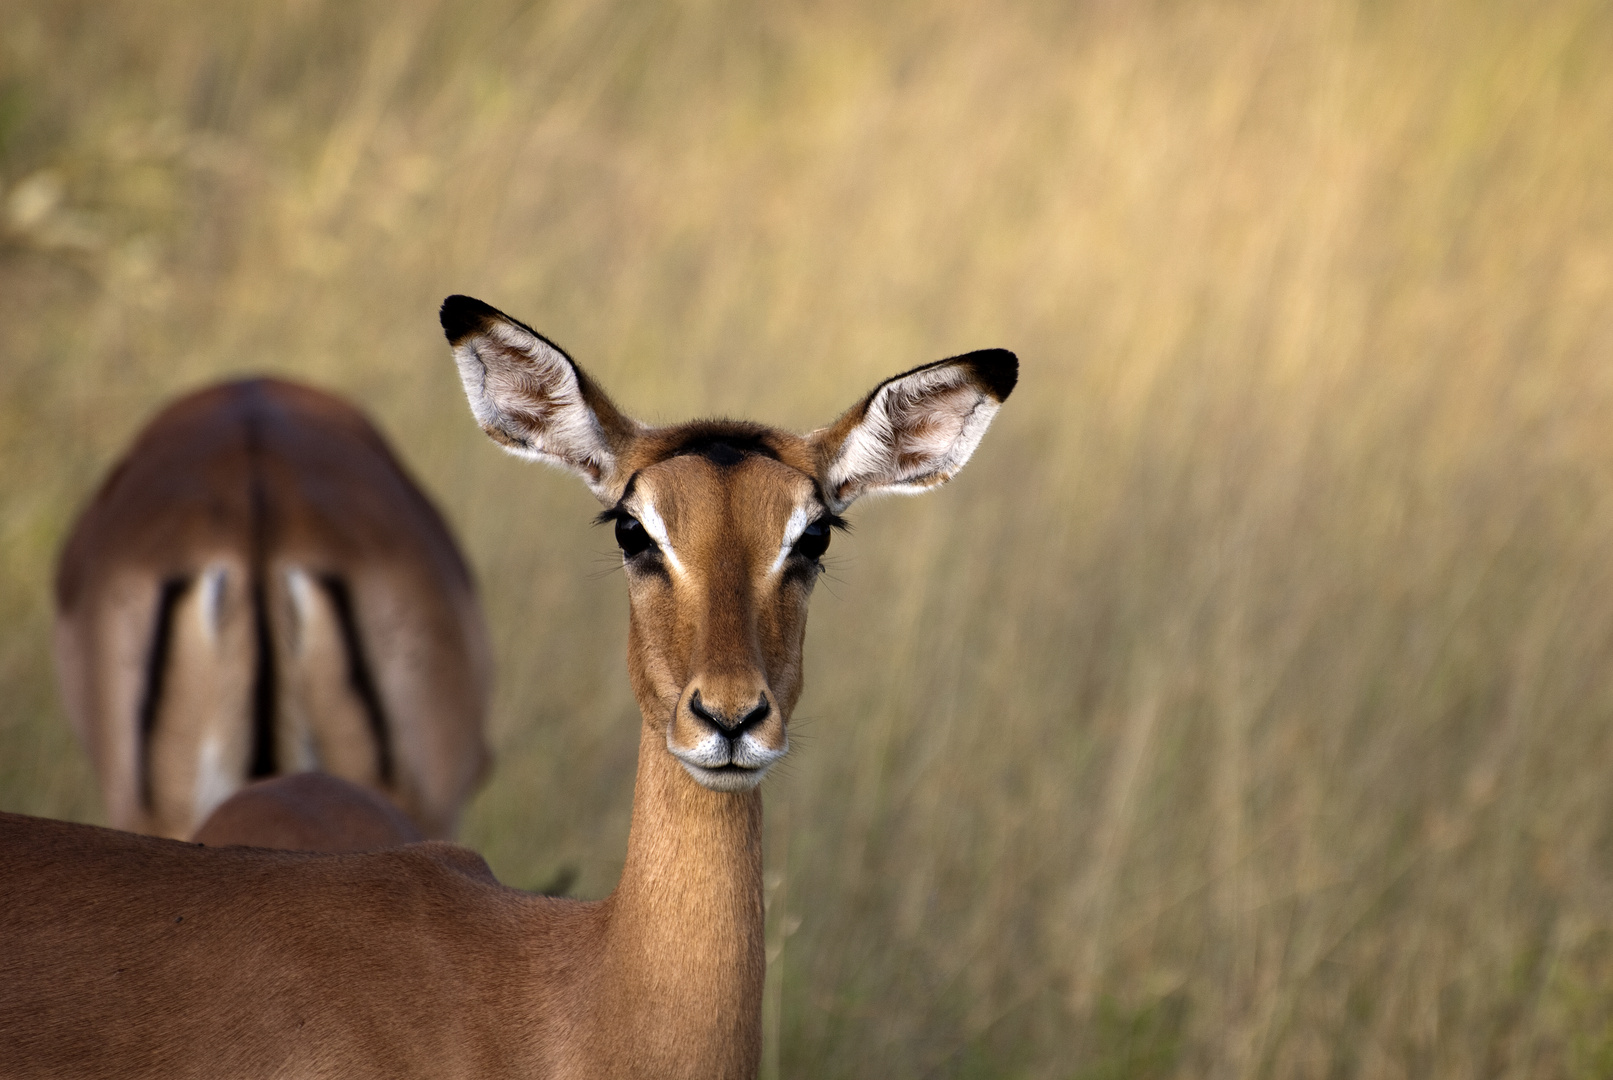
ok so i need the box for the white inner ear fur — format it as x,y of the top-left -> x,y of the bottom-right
767,505 -> 813,576
825,364 -> 1002,509
453,319 -> 617,494
632,496 -> 687,577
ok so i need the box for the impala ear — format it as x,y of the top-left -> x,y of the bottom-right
810,349 -> 1017,512
441,295 -> 640,501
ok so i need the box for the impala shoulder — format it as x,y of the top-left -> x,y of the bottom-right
393,839 -> 500,885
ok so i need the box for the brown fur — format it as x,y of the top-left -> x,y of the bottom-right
191,773 -> 425,852
53,378 -> 492,840
0,300 -> 1014,1078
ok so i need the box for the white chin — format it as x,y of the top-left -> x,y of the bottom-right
676,761 -> 772,792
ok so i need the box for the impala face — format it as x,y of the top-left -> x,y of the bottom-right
604,444 -> 841,790
443,295 -> 1016,793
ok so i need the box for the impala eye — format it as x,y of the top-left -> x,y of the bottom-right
792,519 -> 832,562
615,516 -> 656,559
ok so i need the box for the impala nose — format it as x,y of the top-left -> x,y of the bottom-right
687,689 -> 771,738
669,684 -> 788,790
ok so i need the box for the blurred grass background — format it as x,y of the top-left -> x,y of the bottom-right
4,0 -> 1613,1075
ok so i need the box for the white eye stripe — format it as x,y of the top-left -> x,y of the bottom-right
767,506 -> 813,576
632,498 -> 687,576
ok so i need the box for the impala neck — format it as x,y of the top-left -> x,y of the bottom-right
594,722 -> 765,1076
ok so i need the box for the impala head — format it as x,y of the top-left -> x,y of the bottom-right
443,295 -> 1015,793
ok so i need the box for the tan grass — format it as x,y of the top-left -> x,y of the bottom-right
4,0 -> 1613,1075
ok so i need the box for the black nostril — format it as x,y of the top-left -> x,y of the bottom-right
689,690 -> 721,728
734,696 -> 770,736
687,690 -> 770,736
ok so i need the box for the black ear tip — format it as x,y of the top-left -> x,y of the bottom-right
439,295 -> 502,343
963,348 -> 1018,401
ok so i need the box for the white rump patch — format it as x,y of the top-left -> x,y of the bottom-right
196,564 -> 229,645
284,567 -> 316,654
192,732 -> 236,825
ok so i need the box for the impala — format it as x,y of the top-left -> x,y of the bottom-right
191,771 -> 425,852
0,297 -> 1015,1079
53,378 -> 491,840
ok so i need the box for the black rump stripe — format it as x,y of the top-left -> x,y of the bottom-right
137,577 -> 193,809
318,574 -> 395,786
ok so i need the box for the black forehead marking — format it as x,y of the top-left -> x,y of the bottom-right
701,442 -> 746,467
667,432 -> 780,467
